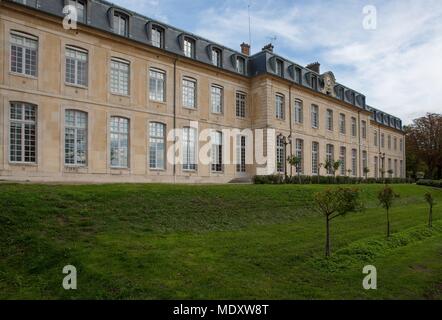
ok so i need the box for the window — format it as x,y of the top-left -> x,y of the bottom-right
151,26 -> 163,48
149,68 -> 165,102
394,159 -> 398,177
400,138 -> 403,152
236,135 -> 246,173
312,142 -> 319,175
362,151 -> 368,172
295,139 -> 303,174
113,12 -> 128,36
149,122 -> 165,170
65,46 -> 88,86
276,60 -> 283,76
400,160 -> 403,178
339,114 -> 346,134
211,85 -> 223,114
236,92 -> 246,118
110,58 -> 129,95
381,133 -> 385,148
65,110 -> 87,166
276,135 -> 285,174
275,94 -> 285,120
388,158 -> 392,177
351,117 -> 357,137
387,135 -> 391,150
182,127 -> 197,171
394,137 -> 397,151
183,37 -> 194,58
351,149 -> 357,176
182,78 -> 196,109
110,117 -> 129,168
374,131 -> 378,146
9,102 -> 37,163
374,157 -> 379,178
211,131 -> 223,172
361,120 -> 367,139
326,144 -> 334,175
311,75 -> 318,91
295,67 -> 302,84
311,105 -> 319,128
68,0 -> 86,23
339,147 -> 346,175
326,109 -> 333,131
212,48 -> 221,67
236,57 -> 245,74
10,31 -> 38,77
294,99 -> 303,124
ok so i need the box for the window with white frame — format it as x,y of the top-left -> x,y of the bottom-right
351,117 -> 357,137
212,48 -> 221,67
110,58 -> 129,95
388,158 -> 392,177
394,159 -> 398,177
400,138 -> 403,151
236,92 -> 246,118
339,113 -> 346,134
311,104 -> 319,128
374,130 -> 378,146
183,37 -> 194,58
65,110 -> 87,166
236,135 -> 246,173
294,99 -> 303,124
351,149 -> 357,176
211,131 -> 223,172
113,12 -> 128,36
326,144 -> 334,175
182,127 -> 197,171
65,46 -> 88,86
149,122 -> 165,170
387,135 -> 391,149
295,139 -> 303,174
363,151 -> 368,172
381,133 -> 385,148
10,31 -> 38,77
68,0 -> 86,23
9,102 -> 37,163
394,137 -> 397,151
149,68 -> 165,102
326,109 -> 333,131
275,59 -> 283,76
361,120 -> 367,139
236,57 -> 245,74
374,156 -> 379,178
151,26 -> 163,48
110,116 -> 129,168
312,141 -> 319,175
275,94 -> 285,120
340,146 -> 346,175
276,135 -> 285,174
182,78 -> 196,109
211,85 -> 223,114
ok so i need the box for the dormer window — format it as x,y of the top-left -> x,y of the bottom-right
275,59 -> 283,77
295,67 -> 302,83
68,0 -> 86,23
311,75 -> 318,91
151,26 -> 163,48
236,56 -> 245,74
113,12 -> 128,36
184,37 -> 195,58
212,48 -> 222,67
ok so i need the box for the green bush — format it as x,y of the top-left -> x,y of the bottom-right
417,179 -> 442,188
253,175 -> 414,185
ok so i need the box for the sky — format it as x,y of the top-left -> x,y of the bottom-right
111,0 -> 442,124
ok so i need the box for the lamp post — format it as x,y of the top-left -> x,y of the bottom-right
379,152 -> 386,178
278,133 -> 292,180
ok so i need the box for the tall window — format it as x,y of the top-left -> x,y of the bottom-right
295,67 -> 302,83
236,92 -> 246,118
182,78 -> 196,109
294,99 -> 303,124
312,142 -> 319,175
362,151 -> 368,172
212,48 -> 221,67
351,117 -> 357,137
10,102 -> 37,163
295,139 -> 303,174
400,138 -> 403,152
236,135 -> 246,173
68,0 -> 86,23
110,58 -> 129,95
311,105 -> 319,128
65,110 -> 87,166
351,149 -> 357,176
182,127 -> 197,171
211,85 -> 223,114
374,130 -> 378,146
381,133 -> 385,148
388,158 -> 392,177
65,46 -> 88,86
183,37 -> 194,58
339,146 -> 346,175
387,135 -> 391,149
400,160 -> 403,178
151,26 -> 163,48
211,131 -> 223,172
361,120 -> 367,139
326,109 -> 333,131
110,117 -> 129,168
394,137 -> 397,151
326,144 -> 334,175
339,114 -> 346,134
149,68 -> 165,102
10,31 -> 38,77
149,122 -> 165,170
236,57 -> 245,74
394,159 -> 398,177
311,75 -> 318,91
275,94 -> 285,120
113,12 -> 128,36
276,135 -> 285,174
374,156 -> 379,178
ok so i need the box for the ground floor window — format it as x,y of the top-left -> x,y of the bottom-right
183,127 -> 197,171
211,131 -> 223,172
149,122 -> 165,170
10,102 -> 37,163
312,142 -> 319,175
110,116 -> 129,168
276,135 -> 285,174
236,135 -> 246,173
339,147 -> 346,176
65,110 -> 87,166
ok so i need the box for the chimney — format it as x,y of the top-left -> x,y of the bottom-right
262,43 -> 274,53
306,62 -> 320,74
240,42 -> 250,56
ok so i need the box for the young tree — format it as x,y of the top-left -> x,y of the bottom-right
363,167 -> 370,179
378,185 -> 399,237
387,169 -> 394,178
287,155 -> 302,183
314,187 -> 362,257
333,161 -> 342,180
424,193 -> 436,228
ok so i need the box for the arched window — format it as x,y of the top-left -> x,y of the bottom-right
65,110 -> 87,166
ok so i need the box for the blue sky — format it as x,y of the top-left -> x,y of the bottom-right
111,0 -> 442,124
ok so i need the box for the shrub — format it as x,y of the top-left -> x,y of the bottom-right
253,175 -> 413,185
417,179 -> 442,188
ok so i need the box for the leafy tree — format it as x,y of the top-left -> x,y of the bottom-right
378,185 -> 399,237
387,169 -> 394,178
324,159 -> 341,181
287,155 -> 302,182
363,167 -> 370,179
424,193 -> 436,228
314,187 -> 362,257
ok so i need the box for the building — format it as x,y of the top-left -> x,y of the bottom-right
0,0 -> 405,183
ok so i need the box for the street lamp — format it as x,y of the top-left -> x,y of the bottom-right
379,152 -> 386,178
277,133 -> 292,180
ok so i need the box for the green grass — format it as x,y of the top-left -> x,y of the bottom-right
0,183 -> 441,300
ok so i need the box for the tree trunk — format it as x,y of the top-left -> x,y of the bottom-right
325,217 -> 331,257
387,208 -> 391,238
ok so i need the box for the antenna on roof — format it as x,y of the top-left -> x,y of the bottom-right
267,35 -> 277,44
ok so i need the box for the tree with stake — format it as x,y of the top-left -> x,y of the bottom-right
425,193 -> 435,228
333,161 -> 342,181
363,167 -> 370,180
287,155 -> 302,183
314,187 -> 362,257
378,185 -> 399,238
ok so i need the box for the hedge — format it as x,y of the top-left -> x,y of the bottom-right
253,175 -> 414,185
416,179 -> 442,188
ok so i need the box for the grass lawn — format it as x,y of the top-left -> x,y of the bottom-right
0,183 -> 441,300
